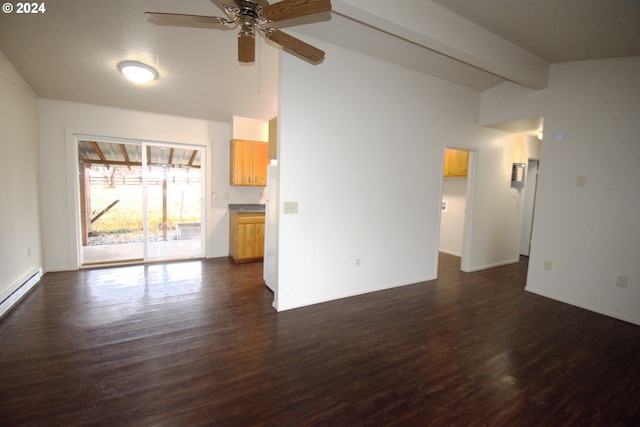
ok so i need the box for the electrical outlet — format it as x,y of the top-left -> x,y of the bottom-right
616,275 -> 628,288
544,261 -> 552,271
283,202 -> 298,214
356,258 -> 360,266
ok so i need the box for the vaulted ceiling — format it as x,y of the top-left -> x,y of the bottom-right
1,0 -> 638,123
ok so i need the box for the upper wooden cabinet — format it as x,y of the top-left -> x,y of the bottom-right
444,148 -> 469,177
231,139 -> 269,186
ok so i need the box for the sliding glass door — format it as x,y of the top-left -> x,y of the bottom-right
145,144 -> 202,260
78,139 -> 204,265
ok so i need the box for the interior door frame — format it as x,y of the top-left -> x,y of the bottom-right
436,146 -> 477,273
519,159 -> 539,256
460,149 -> 476,272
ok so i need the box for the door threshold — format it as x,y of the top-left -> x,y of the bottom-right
81,259 -> 144,269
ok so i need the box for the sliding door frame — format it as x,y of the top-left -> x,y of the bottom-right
70,134 -> 206,268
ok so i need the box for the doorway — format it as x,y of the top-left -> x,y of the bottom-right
78,138 -> 205,265
439,147 -> 474,270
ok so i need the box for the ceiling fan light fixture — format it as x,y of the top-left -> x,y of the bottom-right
118,61 -> 158,84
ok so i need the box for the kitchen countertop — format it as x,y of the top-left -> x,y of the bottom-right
229,204 -> 266,214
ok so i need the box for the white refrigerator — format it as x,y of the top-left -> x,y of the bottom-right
263,164 -> 279,292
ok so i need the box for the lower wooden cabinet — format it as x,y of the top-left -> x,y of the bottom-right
229,211 -> 265,263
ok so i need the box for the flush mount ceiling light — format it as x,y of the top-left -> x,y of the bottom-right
118,61 -> 158,84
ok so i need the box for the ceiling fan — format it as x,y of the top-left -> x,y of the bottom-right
146,0 -> 332,64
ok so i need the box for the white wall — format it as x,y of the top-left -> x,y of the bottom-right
440,177 -> 466,257
232,116 -> 268,142
273,40 -> 530,311
37,99 -> 262,271
464,133 -> 540,272
482,57 -> 640,325
479,81 -> 545,127
0,52 -> 42,303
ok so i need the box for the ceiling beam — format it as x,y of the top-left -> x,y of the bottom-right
188,150 -> 199,167
332,0 -> 549,90
119,144 -> 130,163
90,141 -> 107,162
90,141 -> 110,168
80,159 -> 200,169
118,144 -> 131,170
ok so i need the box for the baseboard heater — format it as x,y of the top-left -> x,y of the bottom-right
0,268 -> 42,319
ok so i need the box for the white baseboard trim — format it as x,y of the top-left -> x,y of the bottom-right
274,274 -> 437,312
0,268 -> 43,319
525,286 -> 640,327
439,249 -> 462,257
464,258 -> 520,272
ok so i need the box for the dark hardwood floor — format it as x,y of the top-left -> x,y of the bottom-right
1,254 -> 639,426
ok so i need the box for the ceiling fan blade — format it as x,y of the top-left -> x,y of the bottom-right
238,33 -> 256,63
266,29 -> 325,63
263,0 -> 331,23
145,12 -> 231,28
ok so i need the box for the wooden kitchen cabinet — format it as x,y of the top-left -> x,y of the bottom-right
229,211 -> 265,263
444,148 -> 469,177
231,139 -> 269,186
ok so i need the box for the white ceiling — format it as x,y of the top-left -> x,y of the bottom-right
431,0 -> 640,64
1,0 -> 638,123
0,0 -> 281,122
